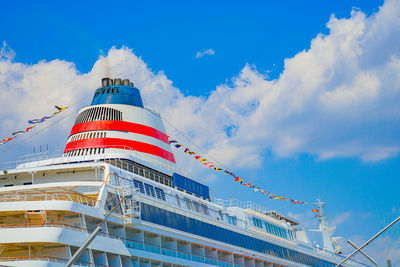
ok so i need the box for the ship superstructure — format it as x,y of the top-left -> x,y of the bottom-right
0,78 -> 369,267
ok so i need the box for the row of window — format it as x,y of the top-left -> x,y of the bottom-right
105,159 -> 173,188
252,217 -> 293,240
132,179 -> 166,201
65,147 -> 105,157
94,87 -> 120,97
69,131 -> 107,142
178,196 -> 210,216
140,203 -> 337,267
74,106 -> 123,125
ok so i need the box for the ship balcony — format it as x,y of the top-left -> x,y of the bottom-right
0,243 -> 95,267
0,191 -> 97,207
125,238 -> 235,267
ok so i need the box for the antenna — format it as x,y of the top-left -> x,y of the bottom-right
309,199 -> 339,254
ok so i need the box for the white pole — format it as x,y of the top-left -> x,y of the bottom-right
336,216 -> 400,267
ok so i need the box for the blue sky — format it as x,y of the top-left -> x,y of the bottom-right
1,0 -> 400,264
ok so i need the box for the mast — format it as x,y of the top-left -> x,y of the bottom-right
310,199 -> 340,253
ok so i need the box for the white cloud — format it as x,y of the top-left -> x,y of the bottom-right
2,0 -> 400,170
195,48 -> 215,58
331,211 -> 352,226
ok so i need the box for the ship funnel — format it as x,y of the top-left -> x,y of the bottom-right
64,77 -> 175,166
102,77 -> 111,87
114,78 -> 121,85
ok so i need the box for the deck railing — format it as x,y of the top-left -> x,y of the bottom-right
0,222 -> 120,240
214,198 -> 273,215
0,192 -> 97,207
0,256 -> 99,266
125,238 -> 233,267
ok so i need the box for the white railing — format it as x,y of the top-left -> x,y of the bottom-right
0,192 -> 97,207
0,145 -> 190,177
214,198 -> 272,215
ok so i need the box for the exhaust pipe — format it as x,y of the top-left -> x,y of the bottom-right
114,78 -> 121,85
102,78 -> 110,87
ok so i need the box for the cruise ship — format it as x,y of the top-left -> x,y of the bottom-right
0,78 -> 369,267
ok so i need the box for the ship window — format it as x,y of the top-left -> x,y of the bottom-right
218,210 -> 224,221
144,183 -> 156,197
23,182 -> 32,185
253,217 -> 263,229
133,179 -> 145,194
192,201 -> 201,212
175,194 -> 181,206
201,204 -> 209,215
227,215 -> 237,225
4,184 -> 13,187
107,88 -> 110,93
183,197 -> 192,210
116,88 -> 119,93
102,89 -> 105,94
112,88 -> 115,94
155,187 -> 166,201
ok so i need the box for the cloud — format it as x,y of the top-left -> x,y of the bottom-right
331,211 -> 352,226
195,48 -> 215,58
2,0 -> 400,170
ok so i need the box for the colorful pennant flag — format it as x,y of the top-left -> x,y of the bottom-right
169,137 -> 313,206
0,106 -> 68,147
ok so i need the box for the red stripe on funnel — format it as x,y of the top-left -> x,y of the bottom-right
69,120 -> 169,144
64,138 -> 175,163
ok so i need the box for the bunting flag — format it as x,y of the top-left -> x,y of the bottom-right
26,125 -> 36,132
0,106 -> 68,147
312,209 -> 320,213
12,130 -> 25,136
234,177 -> 243,182
168,137 -> 314,206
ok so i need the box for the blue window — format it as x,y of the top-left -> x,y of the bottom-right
133,179 -> 145,194
227,215 -> 237,226
253,217 -> 263,229
155,187 -> 166,201
144,183 -> 156,197
288,230 -> 294,240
